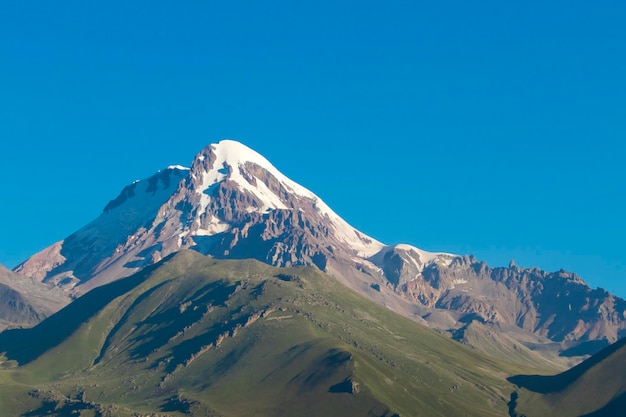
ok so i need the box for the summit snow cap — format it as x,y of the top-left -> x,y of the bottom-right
185,140 -> 384,255
192,140 -> 327,212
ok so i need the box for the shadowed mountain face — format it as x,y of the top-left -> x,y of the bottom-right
0,283 -> 43,325
509,337 -> 626,416
0,264 -> 69,330
11,140 -> 626,363
0,251 -> 522,417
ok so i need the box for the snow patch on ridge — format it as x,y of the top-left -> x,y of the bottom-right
369,244 -> 459,273
395,243 -> 455,265
192,215 -> 230,235
167,165 -> 190,171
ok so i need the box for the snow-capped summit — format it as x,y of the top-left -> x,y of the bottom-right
184,140 -> 383,255
15,140 -> 444,296
191,140 -> 325,214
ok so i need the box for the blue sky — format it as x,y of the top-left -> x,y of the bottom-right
1,1 -> 624,296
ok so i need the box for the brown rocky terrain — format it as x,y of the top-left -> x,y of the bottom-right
380,254 -> 626,344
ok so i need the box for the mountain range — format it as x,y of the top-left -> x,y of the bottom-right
9,140 -> 625,365
1,140 -> 625,416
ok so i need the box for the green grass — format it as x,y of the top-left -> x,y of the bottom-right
0,250 -> 535,416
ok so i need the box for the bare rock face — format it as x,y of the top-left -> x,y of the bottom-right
368,245 -> 459,306
13,140 -> 626,359
13,241 -> 66,282
405,258 -> 626,343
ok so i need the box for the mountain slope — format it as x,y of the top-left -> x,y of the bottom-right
0,251 -> 525,417
0,264 -> 69,330
510,337 -> 626,416
12,140 -> 626,365
0,283 -> 42,326
14,165 -> 191,290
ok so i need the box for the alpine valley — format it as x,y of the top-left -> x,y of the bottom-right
1,140 -> 624,416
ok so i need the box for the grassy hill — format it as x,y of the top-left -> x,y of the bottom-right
0,250 -> 532,416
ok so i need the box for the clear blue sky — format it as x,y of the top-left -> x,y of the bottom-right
1,1 -> 624,296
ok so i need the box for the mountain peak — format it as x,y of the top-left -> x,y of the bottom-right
181,140 -> 384,256
189,139 -> 322,213
17,140 -> 386,294
190,140 -> 295,214
200,139 -> 277,171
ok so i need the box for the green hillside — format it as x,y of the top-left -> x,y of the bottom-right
0,250 -> 530,416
